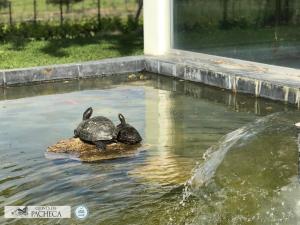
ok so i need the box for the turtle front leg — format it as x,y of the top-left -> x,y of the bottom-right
94,141 -> 106,152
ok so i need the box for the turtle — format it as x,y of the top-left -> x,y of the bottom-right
116,114 -> 142,144
74,107 -> 117,151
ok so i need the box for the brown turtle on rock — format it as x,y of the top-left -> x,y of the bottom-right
74,107 -> 117,151
116,114 -> 142,144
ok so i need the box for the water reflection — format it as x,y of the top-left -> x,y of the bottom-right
173,0 -> 300,68
130,88 -> 190,185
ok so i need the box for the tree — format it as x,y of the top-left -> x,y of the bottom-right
222,0 -> 229,25
282,0 -> 295,23
47,0 -> 84,13
0,0 -> 9,10
46,0 -> 84,24
262,0 -> 295,26
97,0 -> 100,27
135,0 -> 143,23
0,0 -> 11,24
33,0 -> 37,23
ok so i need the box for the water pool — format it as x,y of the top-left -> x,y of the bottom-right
0,74 -> 299,224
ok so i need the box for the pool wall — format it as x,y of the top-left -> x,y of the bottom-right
1,53 -> 300,106
0,56 -> 145,86
145,51 -> 300,106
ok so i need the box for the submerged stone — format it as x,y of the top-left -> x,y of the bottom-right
47,138 -> 143,162
128,74 -> 138,81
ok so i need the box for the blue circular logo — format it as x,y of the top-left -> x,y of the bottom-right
74,205 -> 89,220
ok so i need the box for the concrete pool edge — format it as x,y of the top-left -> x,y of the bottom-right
145,52 -> 300,106
0,56 -> 145,86
1,53 -> 300,106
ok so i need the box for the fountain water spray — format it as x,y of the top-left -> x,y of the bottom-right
180,112 -> 285,205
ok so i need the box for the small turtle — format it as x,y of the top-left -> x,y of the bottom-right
74,107 -> 117,151
116,114 -> 142,144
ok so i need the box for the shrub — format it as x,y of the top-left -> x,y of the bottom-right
0,16 -> 143,41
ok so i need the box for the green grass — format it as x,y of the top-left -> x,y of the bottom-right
0,33 -> 143,69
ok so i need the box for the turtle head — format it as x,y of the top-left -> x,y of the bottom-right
83,107 -> 93,120
118,113 -> 126,125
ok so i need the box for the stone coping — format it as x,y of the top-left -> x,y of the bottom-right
145,51 -> 300,106
0,56 -> 145,86
1,52 -> 300,105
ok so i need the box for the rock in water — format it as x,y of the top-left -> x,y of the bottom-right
47,138 -> 143,162
128,74 -> 138,81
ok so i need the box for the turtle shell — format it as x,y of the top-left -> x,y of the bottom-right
76,116 -> 117,142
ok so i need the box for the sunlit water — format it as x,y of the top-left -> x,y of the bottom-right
0,74 -> 299,224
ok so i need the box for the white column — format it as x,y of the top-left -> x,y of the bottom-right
143,0 -> 171,55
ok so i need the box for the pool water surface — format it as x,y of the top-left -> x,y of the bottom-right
0,74 -> 299,224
